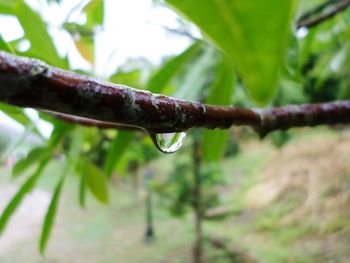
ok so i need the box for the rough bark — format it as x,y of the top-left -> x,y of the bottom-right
1,51 -> 350,137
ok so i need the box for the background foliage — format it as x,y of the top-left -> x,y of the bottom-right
0,0 -> 350,262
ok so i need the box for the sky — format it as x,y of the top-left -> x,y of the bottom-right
0,0 -> 199,139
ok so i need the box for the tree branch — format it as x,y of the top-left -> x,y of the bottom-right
297,0 -> 350,29
1,51 -> 350,137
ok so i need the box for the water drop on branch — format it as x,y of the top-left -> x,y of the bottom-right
149,132 -> 186,154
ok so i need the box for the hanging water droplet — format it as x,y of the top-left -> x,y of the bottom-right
149,132 -> 186,154
296,27 -> 308,39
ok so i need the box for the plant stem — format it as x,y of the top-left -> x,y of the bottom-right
192,133 -> 203,263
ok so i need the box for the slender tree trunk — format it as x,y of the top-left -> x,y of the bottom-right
144,168 -> 154,242
193,135 -> 203,263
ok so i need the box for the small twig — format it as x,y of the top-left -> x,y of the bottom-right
43,111 -> 139,130
1,51 -> 350,137
297,0 -> 350,29
162,26 -> 199,40
298,0 -> 335,22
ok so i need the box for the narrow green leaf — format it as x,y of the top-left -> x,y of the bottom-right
84,0 -> 104,29
166,0 -> 297,104
110,69 -> 142,88
12,147 -> 49,177
147,41 -> 201,94
39,173 -> 66,254
201,60 -> 235,162
103,131 -> 134,178
0,0 -> 18,14
14,0 -> 66,68
0,159 -> 49,234
67,127 -> 82,170
0,34 -> 15,53
85,160 -> 109,203
0,103 -> 43,138
174,46 -> 216,100
74,36 -> 94,64
0,104 -> 31,126
0,124 -> 36,164
47,124 -> 67,148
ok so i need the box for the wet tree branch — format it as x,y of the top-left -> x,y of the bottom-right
1,51 -> 350,137
297,0 -> 350,29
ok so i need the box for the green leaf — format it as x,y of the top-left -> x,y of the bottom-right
39,173 -> 66,254
0,34 -> 15,53
201,60 -> 235,162
48,124 -> 67,148
67,127 -> 82,170
12,147 -> 49,177
84,160 -> 109,203
74,36 -> 94,64
0,103 -> 42,138
0,0 -> 18,14
84,0 -> 104,29
174,46 -> 216,100
0,125 -> 33,163
147,41 -> 202,94
110,69 -> 142,88
0,159 -> 49,234
166,0 -> 297,104
103,131 -> 134,178
14,0 -> 66,68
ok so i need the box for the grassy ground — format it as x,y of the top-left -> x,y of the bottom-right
0,162 -> 196,263
0,127 -> 349,262
205,127 -> 350,263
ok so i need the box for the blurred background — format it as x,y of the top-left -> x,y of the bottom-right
0,0 -> 350,262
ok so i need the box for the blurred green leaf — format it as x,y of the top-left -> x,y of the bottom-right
104,131 -> 134,178
84,160 -> 109,203
110,69 -> 142,88
39,171 -> 66,254
174,46 -> 216,100
14,0 -> 66,68
48,124 -> 68,148
0,103 -> 42,137
67,127 -> 82,170
0,159 -> 49,234
63,22 -> 94,36
147,41 -> 201,94
0,126 -> 65,234
0,125 -> 35,163
84,0 -> 104,29
201,60 -> 235,162
12,147 -> 50,177
166,0 -> 297,104
0,34 -> 15,53
47,0 -> 62,4
0,0 -> 18,14
75,36 -> 94,64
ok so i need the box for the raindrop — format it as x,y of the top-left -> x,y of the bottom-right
149,132 -> 186,154
296,27 -> 308,39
